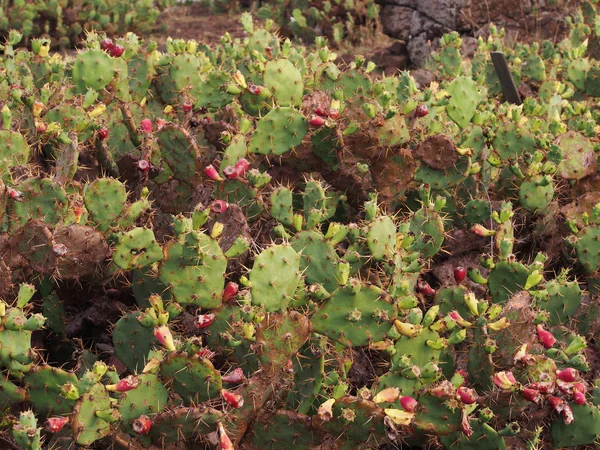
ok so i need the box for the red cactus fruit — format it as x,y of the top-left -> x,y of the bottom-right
195,313 -> 216,329
234,158 -> 250,177
100,38 -> 114,52
309,115 -> 326,127
46,416 -> 69,433
218,422 -> 234,450
556,368 -> 579,383
415,104 -> 429,118
315,105 -> 329,117
457,386 -> 478,405
399,396 -> 418,413
416,280 -> 435,296
454,266 -> 467,284
223,165 -> 238,180
211,200 -> 229,214
98,127 -> 109,141
536,325 -> 556,349
140,118 -> 153,133
204,164 -> 223,181
137,159 -> 150,172
522,387 -> 541,403
248,84 -> 261,95
110,44 -> 125,57
132,415 -> 152,434
183,100 -> 193,113
221,389 -> 244,408
222,282 -> 239,302
196,348 -> 216,359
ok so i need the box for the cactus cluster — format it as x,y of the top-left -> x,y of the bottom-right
1,3 -> 600,449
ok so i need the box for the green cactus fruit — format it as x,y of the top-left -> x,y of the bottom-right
312,280 -> 398,346
250,244 -> 302,312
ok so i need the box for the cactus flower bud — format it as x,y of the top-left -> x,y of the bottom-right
488,317 -> 510,331
318,398 -> 335,421
493,371 -> 517,390
132,415 -> 152,434
154,325 -> 176,351
218,422 -> 234,450
556,368 -> 579,383
399,396 -> 418,413
222,367 -> 245,385
457,386 -> 478,405
195,313 -> 216,329
536,324 -> 556,349
373,387 -> 400,404
234,158 -> 250,177
220,389 -> 244,408
309,115 -> 326,127
232,70 -> 247,89
463,292 -> 479,316
384,409 -> 415,425
471,224 -> 495,237
393,320 -> 419,338
46,416 -> 69,433
222,282 -> 239,302
204,164 -> 223,181
513,343 -> 529,364
210,200 -> 229,214
32,101 -> 44,117
521,387 -> 541,403
454,266 -> 467,284
211,222 -> 224,239
106,375 -> 140,392
448,310 -> 472,328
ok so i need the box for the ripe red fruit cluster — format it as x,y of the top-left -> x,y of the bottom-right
100,38 -> 124,58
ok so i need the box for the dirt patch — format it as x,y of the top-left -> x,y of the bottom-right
151,5 -> 248,48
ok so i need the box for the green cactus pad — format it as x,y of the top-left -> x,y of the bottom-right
487,261 -> 529,304
8,178 -> 68,232
408,207 -> 445,258
0,130 -> 30,177
518,175 -> 554,213
250,244 -> 302,312
158,231 -> 226,307
248,107 -> 308,156
113,311 -> 156,372
113,228 -> 164,270
291,230 -> 339,294
366,216 -> 396,261
552,403 -> 600,448
159,352 -> 222,405
24,365 -> 78,415
555,131 -> 597,181
149,406 -> 222,444
119,373 -> 169,434
270,186 -> 294,227
72,383 -> 112,446
84,178 -> 127,232
264,59 -> 304,107
493,123 -> 536,161
72,49 -> 115,92
312,281 -> 397,347
446,76 -> 482,128
439,419 -> 506,449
